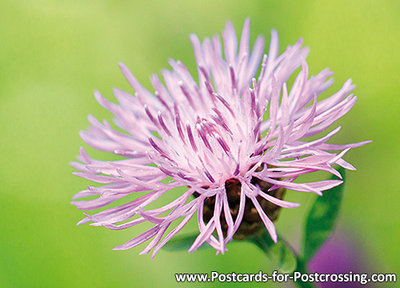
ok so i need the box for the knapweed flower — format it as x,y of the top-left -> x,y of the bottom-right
72,19 -> 369,257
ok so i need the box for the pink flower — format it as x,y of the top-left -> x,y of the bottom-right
72,19 -> 370,257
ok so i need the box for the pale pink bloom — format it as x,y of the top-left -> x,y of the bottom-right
72,19 -> 370,257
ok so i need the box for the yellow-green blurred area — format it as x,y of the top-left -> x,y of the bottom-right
1,0 -> 399,287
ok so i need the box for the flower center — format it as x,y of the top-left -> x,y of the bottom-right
197,177 -> 286,240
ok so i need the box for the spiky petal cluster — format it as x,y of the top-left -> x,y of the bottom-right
72,19 -> 369,257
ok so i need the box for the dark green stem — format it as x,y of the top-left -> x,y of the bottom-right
249,233 -> 316,288
292,257 -> 315,288
250,232 -> 274,252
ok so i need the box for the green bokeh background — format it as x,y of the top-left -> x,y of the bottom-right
1,1 -> 399,287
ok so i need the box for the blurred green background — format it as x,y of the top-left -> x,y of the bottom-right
1,0 -> 399,287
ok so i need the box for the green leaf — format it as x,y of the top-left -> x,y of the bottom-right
303,166 -> 346,263
249,230 -> 297,273
162,234 -> 211,251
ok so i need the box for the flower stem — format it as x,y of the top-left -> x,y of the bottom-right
249,233 -> 316,288
292,257 -> 315,288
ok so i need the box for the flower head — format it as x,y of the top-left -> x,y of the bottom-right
72,19 -> 369,257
